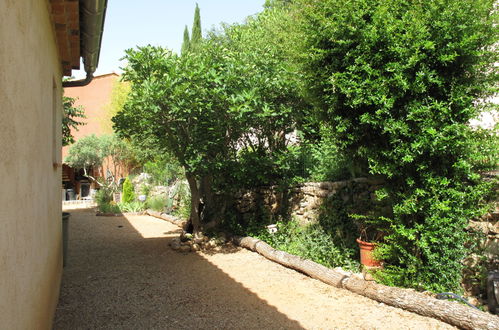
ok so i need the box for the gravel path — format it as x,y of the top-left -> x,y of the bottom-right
54,208 -> 455,329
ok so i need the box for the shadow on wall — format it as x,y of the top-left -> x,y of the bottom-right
53,208 -> 303,329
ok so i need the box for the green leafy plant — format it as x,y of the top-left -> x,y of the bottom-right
118,201 -> 145,213
122,177 -> 135,204
143,158 -> 183,186
172,182 -> 191,219
140,184 -> 151,197
98,202 -> 121,214
146,195 -> 167,212
114,20 -> 304,234
255,218 -> 359,271
62,95 -> 86,146
64,134 -> 106,183
297,0 -> 498,292
469,125 -> 499,172
94,185 -> 113,206
65,134 -> 138,191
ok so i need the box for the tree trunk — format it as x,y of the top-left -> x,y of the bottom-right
185,172 -> 224,235
186,172 -> 202,234
83,166 -> 103,187
234,236 -> 499,330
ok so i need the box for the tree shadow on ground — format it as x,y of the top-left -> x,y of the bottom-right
54,208 -> 304,329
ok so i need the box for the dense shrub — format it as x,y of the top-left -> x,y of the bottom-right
146,195 -> 167,212
98,202 -> 121,214
469,125 -> 499,172
172,182 -> 191,219
228,211 -> 359,271
298,0 -> 498,292
143,157 -> 184,186
118,201 -> 145,213
94,186 -> 113,206
304,125 -> 355,182
122,177 -> 135,204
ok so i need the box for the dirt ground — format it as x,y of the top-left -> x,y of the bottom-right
53,207 -> 455,329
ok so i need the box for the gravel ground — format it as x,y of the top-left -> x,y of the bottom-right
54,207 -> 455,329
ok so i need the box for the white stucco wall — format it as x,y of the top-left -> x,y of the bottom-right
0,0 -> 63,328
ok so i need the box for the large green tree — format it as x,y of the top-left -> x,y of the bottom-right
190,4 -> 202,50
296,0 -> 498,291
65,134 -> 137,190
113,11 -> 304,235
65,134 -> 107,183
181,25 -> 191,55
114,46 -> 241,234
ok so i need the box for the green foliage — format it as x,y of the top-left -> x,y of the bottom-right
221,190 -> 360,271
172,182 -> 191,219
94,186 -> 113,206
64,134 -> 106,174
264,0 -> 293,9
101,80 -> 131,134
100,134 -> 139,176
65,134 -> 138,191
122,177 -> 135,204
191,4 -> 202,51
301,125 -> 354,182
118,201 -> 145,213
146,195 -> 167,212
113,9 -> 305,231
62,95 -> 86,146
143,157 -> 183,186
181,25 -> 191,55
297,0 -> 498,292
262,219 -> 359,270
97,201 -> 144,214
224,211 -> 359,271
98,202 -> 121,214
140,183 -> 151,197
468,124 -> 499,172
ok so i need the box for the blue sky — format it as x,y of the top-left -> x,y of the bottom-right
74,0 -> 266,78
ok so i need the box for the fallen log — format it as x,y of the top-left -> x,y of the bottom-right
234,236 -> 351,287
146,210 -> 185,227
141,213 -> 498,329
233,236 -> 499,330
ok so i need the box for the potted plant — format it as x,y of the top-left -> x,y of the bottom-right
352,214 -> 386,268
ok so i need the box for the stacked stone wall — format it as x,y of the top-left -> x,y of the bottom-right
234,177 -> 384,224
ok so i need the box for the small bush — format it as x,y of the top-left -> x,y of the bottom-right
146,195 -> 167,212
172,182 -> 190,219
140,184 -> 151,197
257,218 -> 359,271
98,202 -> 121,214
122,177 -> 135,204
305,125 -> 356,181
143,158 -> 184,186
118,201 -> 145,213
94,186 -> 113,206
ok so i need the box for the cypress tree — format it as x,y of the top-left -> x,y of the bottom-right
190,3 -> 202,50
181,25 -> 191,55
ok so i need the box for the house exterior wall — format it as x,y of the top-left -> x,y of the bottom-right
0,1 -> 63,328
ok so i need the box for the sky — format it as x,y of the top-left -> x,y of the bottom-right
73,0 -> 267,78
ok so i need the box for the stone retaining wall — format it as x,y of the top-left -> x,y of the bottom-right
234,177 -> 384,224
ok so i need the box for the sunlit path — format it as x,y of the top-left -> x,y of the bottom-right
54,207 -> 454,329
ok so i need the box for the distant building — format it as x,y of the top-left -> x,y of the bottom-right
62,73 -> 131,199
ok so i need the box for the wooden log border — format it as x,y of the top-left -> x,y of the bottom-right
145,210 -> 498,329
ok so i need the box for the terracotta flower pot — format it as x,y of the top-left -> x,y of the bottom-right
356,238 -> 382,267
